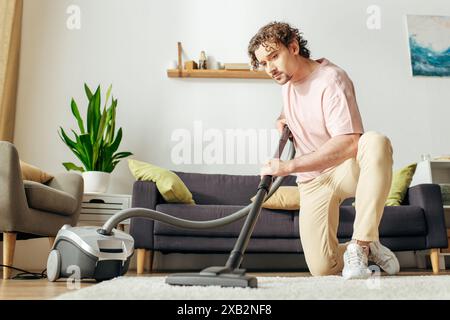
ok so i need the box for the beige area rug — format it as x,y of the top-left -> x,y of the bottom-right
54,275 -> 450,300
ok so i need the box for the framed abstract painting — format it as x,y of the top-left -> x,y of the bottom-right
406,15 -> 450,77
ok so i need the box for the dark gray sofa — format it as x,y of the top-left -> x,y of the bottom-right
129,171 -> 448,274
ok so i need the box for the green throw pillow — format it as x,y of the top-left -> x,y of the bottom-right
385,163 -> 417,206
128,159 -> 195,204
351,163 -> 417,207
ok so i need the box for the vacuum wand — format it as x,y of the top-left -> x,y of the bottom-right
225,125 -> 292,269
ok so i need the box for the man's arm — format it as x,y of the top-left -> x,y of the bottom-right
260,133 -> 361,177
286,133 -> 361,173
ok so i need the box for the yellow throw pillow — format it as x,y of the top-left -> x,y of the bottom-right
251,186 -> 300,210
128,159 -> 195,204
20,160 -> 54,183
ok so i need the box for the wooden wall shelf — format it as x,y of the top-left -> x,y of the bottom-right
167,69 -> 271,79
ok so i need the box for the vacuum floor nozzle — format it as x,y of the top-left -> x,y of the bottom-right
165,266 -> 257,288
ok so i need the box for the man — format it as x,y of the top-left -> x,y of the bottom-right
248,21 -> 400,279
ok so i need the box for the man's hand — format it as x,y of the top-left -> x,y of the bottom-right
276,118 -> 287,135
260,159 -> 291,178
276,118 -> 293,139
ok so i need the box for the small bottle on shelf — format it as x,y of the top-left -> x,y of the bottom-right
199,51 -> 207,70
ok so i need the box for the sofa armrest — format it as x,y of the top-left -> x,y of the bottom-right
406,183 -> 448,248
0,142 -> 31,231
47,172 -> 83,199
46,172 -> 84,225
129,181 -> 160,249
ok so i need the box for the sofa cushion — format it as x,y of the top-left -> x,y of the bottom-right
338,205 -> 427,238
172,171 -> 298,205
154,204 -> 299,238
154,204 -> 426,239
23,180 -> 77,216
250,186 -> 300,210
153,235 -> 303,253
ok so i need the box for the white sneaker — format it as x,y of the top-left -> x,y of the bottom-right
368,241 -> 400,275
342,243 -> 370,279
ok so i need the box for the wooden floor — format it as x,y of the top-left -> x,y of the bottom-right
1,269 -> 449,300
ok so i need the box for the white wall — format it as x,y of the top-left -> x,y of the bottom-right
6,0 -> 450,270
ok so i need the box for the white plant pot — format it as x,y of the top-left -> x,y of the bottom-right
82,171 -> 110,193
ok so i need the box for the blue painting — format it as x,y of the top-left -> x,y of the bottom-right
406,15 -> 450,77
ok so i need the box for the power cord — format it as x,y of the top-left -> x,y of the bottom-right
0,264 -> 47,280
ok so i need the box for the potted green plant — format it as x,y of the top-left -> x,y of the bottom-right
59,84 -> 132,193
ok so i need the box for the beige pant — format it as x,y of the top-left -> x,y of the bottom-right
297,131 -> 393,276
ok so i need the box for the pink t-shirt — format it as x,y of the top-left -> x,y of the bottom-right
282,58 -> 364,183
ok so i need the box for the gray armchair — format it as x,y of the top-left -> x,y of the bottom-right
0,141 -> 83,279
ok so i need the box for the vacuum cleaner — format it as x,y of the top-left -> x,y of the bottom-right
47,125 -> 294,288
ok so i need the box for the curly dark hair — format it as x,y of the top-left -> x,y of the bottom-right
248,21 -> 310,70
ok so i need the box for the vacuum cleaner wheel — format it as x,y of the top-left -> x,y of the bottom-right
47,249 -> 61,282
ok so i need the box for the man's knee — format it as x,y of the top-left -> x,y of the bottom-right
360,131 -> 391,147
359,131 -> 393,157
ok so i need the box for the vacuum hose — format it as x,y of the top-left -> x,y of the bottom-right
99,126 -> 295,236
